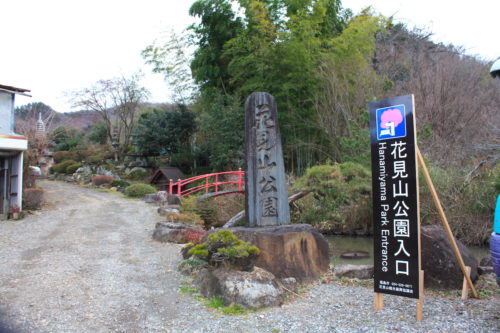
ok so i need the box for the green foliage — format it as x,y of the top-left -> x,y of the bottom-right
179,285 -> 200,294
125,169 -> 151,181
188,0 -> 244,92
195,92 -> 244,171
109,180 -> 130,188
51,160 -> 78,174
124,183 -> 157,197
53,151 -> 78,163
133,105 -> 196,158
202,296 -> 250,314
293,162 -> 372,234
50,126 -> 85,151
66,163 -> 83,174
419,162 -> 498,245
203,296 -> 225,309
188,230 -> 260,269
87,122 -> 108,145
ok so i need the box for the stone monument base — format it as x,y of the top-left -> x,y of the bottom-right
226,224 -> 330,282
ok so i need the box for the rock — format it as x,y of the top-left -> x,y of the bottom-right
194,268 -> 221,298
152,222 -> 206,244
334,264 -> 374,279
279,277 -> 298,293
157,207 -> 181,215
181,243 -> 195,259
178,257 -> 208,276
478,266 -> 494,275
143,193 -> 157,203
480,255 -> 492,267
421,225 -> 479,289
95,166 -> 118,178
125,166 -> 148,175
195,267 -> 283,309
207,224 -> 329,282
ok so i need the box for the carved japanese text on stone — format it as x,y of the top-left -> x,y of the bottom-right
245,92 -> 290,227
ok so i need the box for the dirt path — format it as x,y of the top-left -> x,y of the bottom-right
0,181 -> 187,333
1,181 -> 498,333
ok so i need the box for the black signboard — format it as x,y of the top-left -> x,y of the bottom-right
369,94 -> 420,299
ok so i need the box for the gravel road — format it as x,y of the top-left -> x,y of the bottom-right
0,181 -> 498,333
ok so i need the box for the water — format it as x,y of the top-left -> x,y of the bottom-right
327,235 -> 490,266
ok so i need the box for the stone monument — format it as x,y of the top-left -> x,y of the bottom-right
245,92 -> 290,227
223,92 -> 330,282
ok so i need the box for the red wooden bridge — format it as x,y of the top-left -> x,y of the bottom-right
168,169 -> 245,198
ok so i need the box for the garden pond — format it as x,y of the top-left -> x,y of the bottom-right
327,235 -> 490,266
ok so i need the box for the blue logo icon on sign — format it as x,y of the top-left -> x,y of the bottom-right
376,104 -> 406,140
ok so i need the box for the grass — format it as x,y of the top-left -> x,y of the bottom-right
200,296 -> 252,315
179,285 -> 199,294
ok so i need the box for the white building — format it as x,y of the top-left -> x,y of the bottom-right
0,84 -> 30,219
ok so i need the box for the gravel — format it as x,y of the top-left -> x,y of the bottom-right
0,181 -> 498,333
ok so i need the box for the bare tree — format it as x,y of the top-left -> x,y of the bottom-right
70,74 -> 150,160
375,26 -> 500,165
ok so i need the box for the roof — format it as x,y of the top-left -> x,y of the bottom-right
0,84 -> 31,97
150,167 -> 185,183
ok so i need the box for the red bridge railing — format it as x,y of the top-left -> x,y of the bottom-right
169,169 -> 245,198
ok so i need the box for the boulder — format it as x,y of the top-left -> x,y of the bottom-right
480,255 -> 492,267
208,224 -> 329,282
152,222 -> 206,244
73,166 -> 93,184
126,166 -> 148,175
334,264 -> 374,279
143,193 -> 157,203
158,207 -> 181,216
195,267 -> 283,309
421,225 -> 479,289
95,166 -> 118,178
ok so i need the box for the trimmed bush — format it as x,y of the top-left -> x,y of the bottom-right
53,151 -> 77,163
51,160 -> 78,174
23,188 -> 44,210
92,175 -> 115,186
66,163 -> 83,174
110,180 -> 130,188
125,183 -> 157,197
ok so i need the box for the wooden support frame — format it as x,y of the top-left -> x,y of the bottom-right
461,266 -> 472,300
416,147 -> 479,299
416,270 -> 424,321
374,292 -> 384,311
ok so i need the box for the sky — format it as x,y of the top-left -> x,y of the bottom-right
1,0 -> 499,113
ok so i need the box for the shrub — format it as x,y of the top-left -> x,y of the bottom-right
293,162 -> 372,235
125,169 -> 151,181
125,183 -> 157,197
53,151 -> 77,163
182,194 -> 245,229
109,180 -> 130,188
51,160 -> 78,174
66,163 -> 83,174
92,175 -> 116,186
165,211 -> 204,228
419,162 -> 498,245
23,188 -> 44,210
188,230 -> 260,270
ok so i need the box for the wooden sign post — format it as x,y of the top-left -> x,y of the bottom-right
369,94 -> 423,320
369,94 -> 479,322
